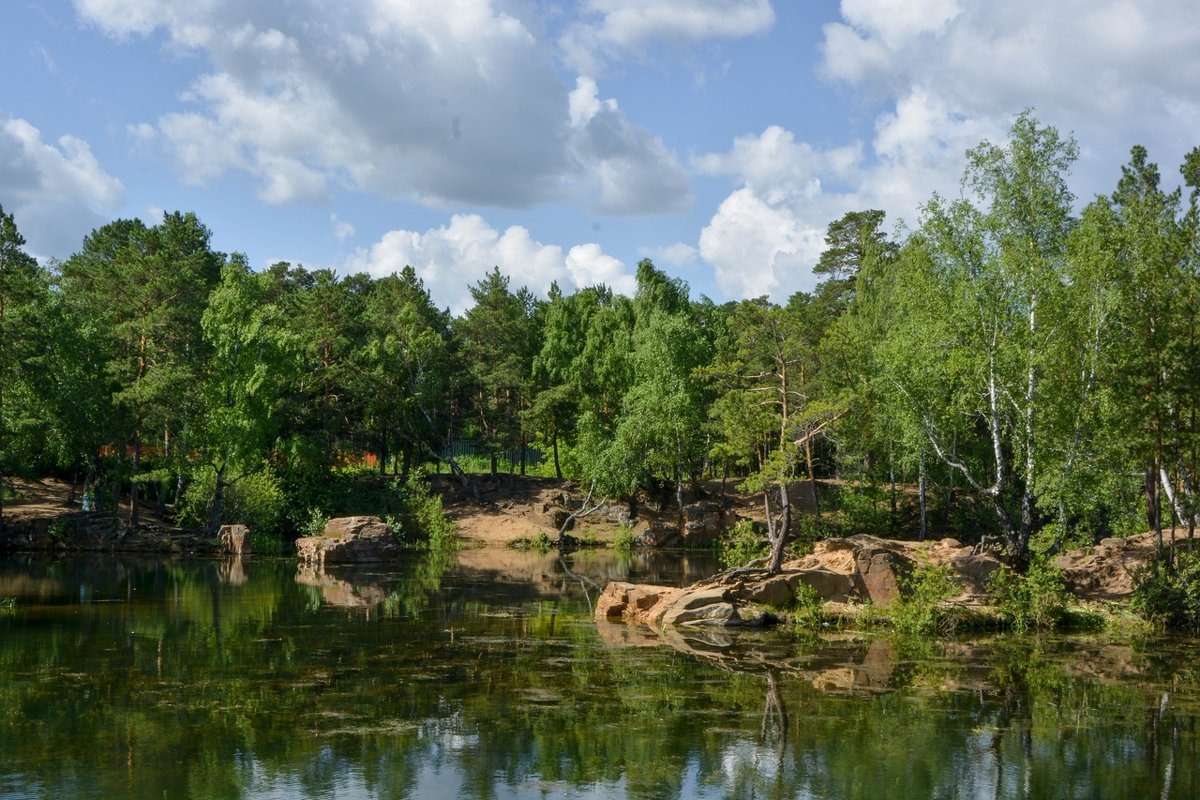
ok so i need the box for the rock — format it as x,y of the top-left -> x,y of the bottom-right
323,516 -> 392,539
217,524 -> 251,556
736,574 -> 794,607
789,569 -> 855,603
545,506 -> 574,531
854,547 -> 913,607
679,501 -> 726,547
594,581 -> 681,623
637,521 -> 679,547
296,515 -> 400,564
660,601 -> 741,627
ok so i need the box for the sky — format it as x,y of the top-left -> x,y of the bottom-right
2,1 -> 1199,314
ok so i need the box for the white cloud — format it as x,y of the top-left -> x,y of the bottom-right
639,242 -> 698,266
330,214 -> 355,242
0,115 -> 124,258
74,0 -> 690,215
697,0 -> 1200,302
561,0 -> 775,74
566,77 -> 691,214
345,214 -> 633,314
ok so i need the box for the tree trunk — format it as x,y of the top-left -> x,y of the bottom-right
130,434 -> 141,528
552,432 -> 562,480
804,439 -> 820,517
519,435 -> 527,477
918,456 -> 927,542
208,454 -> 228,537
767,479 -> 790,574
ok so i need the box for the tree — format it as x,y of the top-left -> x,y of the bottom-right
1104,146 -> 1194,555
59,212 -> 222,526
197,256 -> 294,535
0,206 -> 45,527
813,209 -> 896,314
876,111 -> 1080,560
455,267 -> 538,480
358,266 -> 453,477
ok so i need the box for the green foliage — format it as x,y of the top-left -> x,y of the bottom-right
48,517 -> 71,542
300,507 -> 329,538
512,531 -> 554,552
791,582 -> 826,631
988,559 -> 1071,632
836,486 -> 896,535
179,465 -> 286,537
1131,552 -> 1200,631
717,519 -> 768,568
393,475 -> 459,551
888,564 -> 961,636
612,523 -> 637,551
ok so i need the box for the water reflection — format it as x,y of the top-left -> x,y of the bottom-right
0,551 -> 1198,799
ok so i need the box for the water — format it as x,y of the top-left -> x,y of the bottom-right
1,550 -> 1198,799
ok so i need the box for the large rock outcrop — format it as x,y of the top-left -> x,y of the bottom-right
595,581 -> 770,628
295,516 -> 400,564
596,534 -> 1008,631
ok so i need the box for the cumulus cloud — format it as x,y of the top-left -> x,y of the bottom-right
561,0 -> 775,74
697,0 -> 1200,302
73,0 -> 691,215
345,214 -> 634,314
0,115 -> 124,259
639,242 -> 698,266
820,0 -> 1200,193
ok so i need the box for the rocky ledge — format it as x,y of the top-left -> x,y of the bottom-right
597,530 -> 1191,630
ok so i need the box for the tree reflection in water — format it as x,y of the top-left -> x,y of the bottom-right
0,552 -> 1198,799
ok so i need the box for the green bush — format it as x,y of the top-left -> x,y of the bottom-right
512,531 -> 554,552
791,582 -> 826,631
392,474 -> 459,551
613,523 -> 638,551
717,519 -> 769,568
300,507 -> 329,538
988,559 -> 1071,632
1132,552 -> 1200,631
888,563 -> 961,636
837,487 -> 895,535
179,465 -> 286,537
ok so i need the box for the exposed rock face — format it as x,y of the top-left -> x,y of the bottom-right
637,520 -> 680,547
680,501 -> 729,546
295,516 -> 400,564
597,533 -> 1016,632
594,581 -> 768,628
217,524 -> 251,556
1053,529 -> 1196,600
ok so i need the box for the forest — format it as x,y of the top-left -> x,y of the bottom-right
2,112 -> 1199,565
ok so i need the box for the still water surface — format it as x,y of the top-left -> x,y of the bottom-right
1,549 -> 1198,799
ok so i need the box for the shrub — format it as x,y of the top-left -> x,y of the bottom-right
512,531 -> 554,552
179,465 -> 286,537
1132,552 -> 1200,631
394,474 -> 459,551
888,563 -> 961,636
988,559 -> 1071,632
300,507 -> 329,538
791,582 -> 826,631
613,523 -> 638,551
717,519 -> 768,568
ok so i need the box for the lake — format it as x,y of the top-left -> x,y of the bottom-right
1,549 -> 1198,799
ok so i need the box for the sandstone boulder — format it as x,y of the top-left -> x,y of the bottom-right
295,516 -> 401,564
217,524 -> 251,556
680,501 -> 727,546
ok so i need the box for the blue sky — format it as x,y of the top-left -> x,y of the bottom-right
3,1 -> 1199,313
